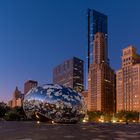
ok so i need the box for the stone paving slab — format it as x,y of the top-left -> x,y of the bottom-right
0,121 -> 140,140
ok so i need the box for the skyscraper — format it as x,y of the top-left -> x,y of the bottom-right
87,9 -> 108,72
87,10 -> 116,113
8,87 -> 23,108
24,80 -> 38,95
53,57 -> 84,93
116,46 -> 140,112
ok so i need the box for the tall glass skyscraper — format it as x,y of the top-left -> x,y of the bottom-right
87,9 -> 116,113
87,9 -> 108,72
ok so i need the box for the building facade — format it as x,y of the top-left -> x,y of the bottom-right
87,9 -> 108,72
8,87 -> 23,108
88,32 -> 116,113
53,57 -> 84,93
81,90 -> 88,109
24,80 -> 38,95
116,46 -> 140,112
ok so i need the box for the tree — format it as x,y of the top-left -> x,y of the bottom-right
87,111 -> 104,122
115,111 -> 139,122
0,102 -> 10,118
4,106 -> 27,121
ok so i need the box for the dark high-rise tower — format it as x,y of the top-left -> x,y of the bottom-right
53,57 -> 84,93
87,9 -> 108,72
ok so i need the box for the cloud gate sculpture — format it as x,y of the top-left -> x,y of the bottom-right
23,84 -> 86,123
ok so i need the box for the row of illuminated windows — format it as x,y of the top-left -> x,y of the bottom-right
117,75 -> 139,81
123,67 -> 138,74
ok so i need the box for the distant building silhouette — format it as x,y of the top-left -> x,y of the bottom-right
24,80 -> 38,95
8,86 -> 23,108
53,57 -> 84,93
116,46 -> 140,112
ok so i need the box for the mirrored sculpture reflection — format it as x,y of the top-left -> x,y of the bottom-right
23,84 -> 86,123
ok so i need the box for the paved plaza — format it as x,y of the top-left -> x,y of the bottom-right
0,121 -> 140,140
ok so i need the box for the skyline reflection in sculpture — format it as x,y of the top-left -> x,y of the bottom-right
23,84 -> 86,123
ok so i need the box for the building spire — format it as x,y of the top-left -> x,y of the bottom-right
13,86 -> 21,99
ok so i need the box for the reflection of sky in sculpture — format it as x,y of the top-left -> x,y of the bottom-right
23,84 -> 86,123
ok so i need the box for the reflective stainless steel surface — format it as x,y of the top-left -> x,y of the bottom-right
23,84 -> 86,123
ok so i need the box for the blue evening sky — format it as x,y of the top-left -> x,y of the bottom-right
0,0 -> 140,102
